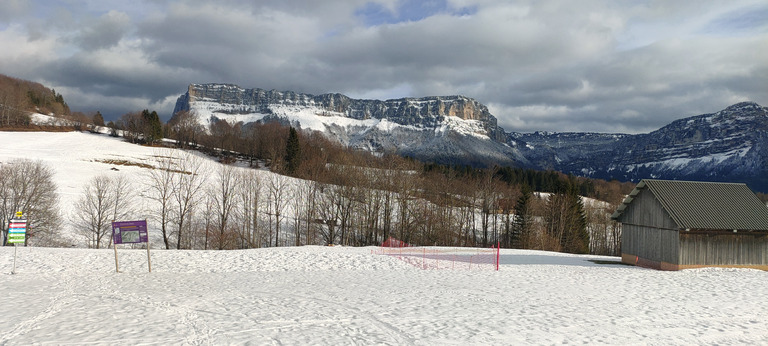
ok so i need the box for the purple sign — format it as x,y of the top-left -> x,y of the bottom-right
112,220 -> 148,244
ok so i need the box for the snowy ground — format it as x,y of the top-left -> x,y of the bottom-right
1,245 -> 767,345
0,130 -> 279,246
0,131 -> 179,227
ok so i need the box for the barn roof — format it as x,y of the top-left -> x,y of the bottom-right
611,179 -> 768,231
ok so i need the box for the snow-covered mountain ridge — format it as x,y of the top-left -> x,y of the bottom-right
174,84 -> 767,191
524,102 -> 768,191
174,83 -> 527,167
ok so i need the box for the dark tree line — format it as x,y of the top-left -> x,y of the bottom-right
117,109 -> 163,144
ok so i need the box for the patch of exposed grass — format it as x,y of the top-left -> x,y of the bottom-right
94,158 -> 193,175
95,159 -> 154,169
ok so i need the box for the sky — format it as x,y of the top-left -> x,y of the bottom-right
0,0 -> 766,133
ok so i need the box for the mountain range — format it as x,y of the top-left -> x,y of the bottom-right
174,83 -> 768,192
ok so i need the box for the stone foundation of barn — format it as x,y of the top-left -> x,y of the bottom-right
622,253 -> 768,271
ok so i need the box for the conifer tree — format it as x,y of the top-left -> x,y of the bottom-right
544,184 -> 589,254
285,126 -> 301,175
512,185 -> 534,248
92,111 -> 105,126
563,190 -> 589,254
141,109 -> 163,144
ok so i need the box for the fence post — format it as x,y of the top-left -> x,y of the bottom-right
496,241 -> 500,271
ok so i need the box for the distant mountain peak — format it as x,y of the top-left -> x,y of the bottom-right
724,101 -> 761,110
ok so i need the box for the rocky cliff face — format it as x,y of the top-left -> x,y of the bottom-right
174,83 -> 504,141
174,83 -> 522,166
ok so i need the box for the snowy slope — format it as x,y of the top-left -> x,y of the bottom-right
0,130 -> 293,246
0,131 -> 159,215
1,245 -> 767,345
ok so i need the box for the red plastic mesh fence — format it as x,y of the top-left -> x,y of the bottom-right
381,237 -> 410,248
373,245 -> 500,270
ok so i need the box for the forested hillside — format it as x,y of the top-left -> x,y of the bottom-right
0,74 -> 70,127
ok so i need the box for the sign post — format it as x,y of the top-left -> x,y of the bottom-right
8,212 -> 27,274
111,220 -> 151,273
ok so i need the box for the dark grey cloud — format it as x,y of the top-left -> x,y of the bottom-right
0,0 -> 29,23
74,11 -> 131,50
0,0 -> 765,131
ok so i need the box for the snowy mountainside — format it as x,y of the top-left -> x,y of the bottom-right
543,102 -> 768,191
510,132 -> 629,170
174,83 -> 529,166
507,102 -> 768,191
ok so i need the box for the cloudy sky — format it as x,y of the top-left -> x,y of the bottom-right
1,0 -> 766,133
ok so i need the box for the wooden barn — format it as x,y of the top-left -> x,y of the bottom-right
611,179 -> 768,270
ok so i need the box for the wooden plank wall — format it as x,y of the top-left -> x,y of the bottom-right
623,224 -> 679,264
680,233 -> 768,266
619,188 -> 677,230
620,188 -> 681,264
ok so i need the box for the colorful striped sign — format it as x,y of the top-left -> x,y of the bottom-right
7,218 -> 26,244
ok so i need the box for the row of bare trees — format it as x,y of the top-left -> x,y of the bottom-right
0,153 -> 623,255
154,116 -> 628,254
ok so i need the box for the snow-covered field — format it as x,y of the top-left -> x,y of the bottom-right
1,245 -> 767,345
2,130 -> 768,344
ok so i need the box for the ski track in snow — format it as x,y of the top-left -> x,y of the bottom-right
1,246 -> 768,345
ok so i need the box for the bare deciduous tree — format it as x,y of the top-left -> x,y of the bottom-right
72,175 -> 135,248
0,159 -> 62,246
298,179 -> 320,246
208,164 -> 239,250
173,151 -> 207,249
266,174 -> 290,247
315,182 -> 340,246
586,202 -> 622,256
237,170 -> 263,248
119,112 -> 144,144
167,110 -> 203,149
144,150 -> 177,249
